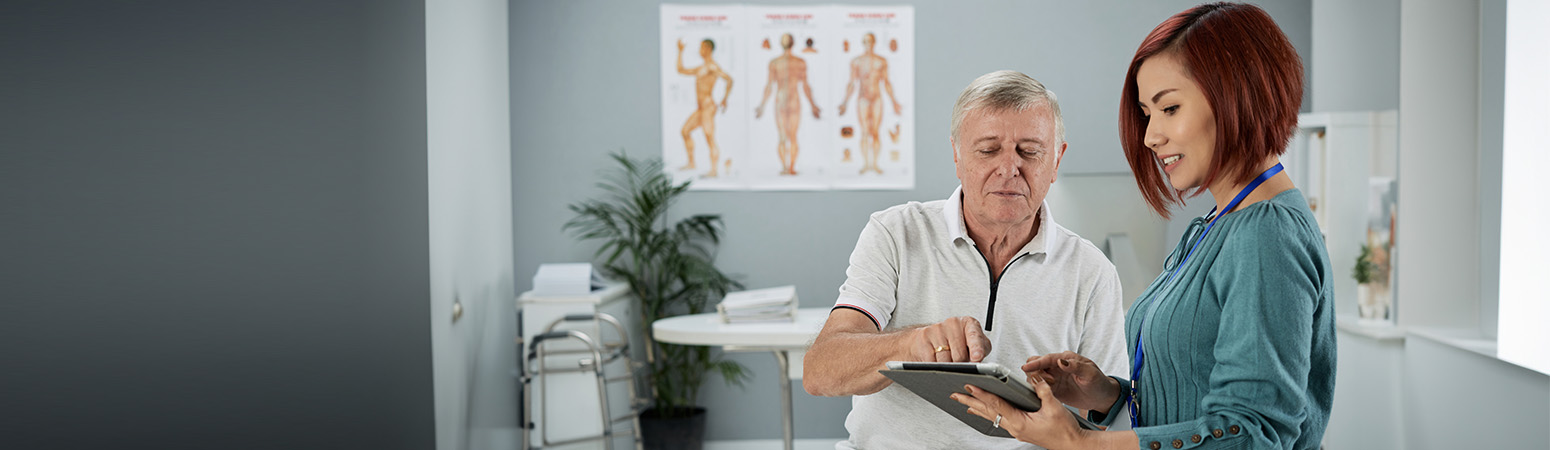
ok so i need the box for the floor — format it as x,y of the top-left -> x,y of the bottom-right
704,439 -> 844,450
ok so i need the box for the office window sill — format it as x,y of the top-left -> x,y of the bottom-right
1406,326 -> 1498,359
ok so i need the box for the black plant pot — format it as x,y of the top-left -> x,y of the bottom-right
640,407 -> 707,450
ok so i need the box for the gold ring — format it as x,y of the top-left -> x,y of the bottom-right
934,345 -> 949,353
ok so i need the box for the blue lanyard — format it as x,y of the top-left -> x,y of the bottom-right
1127,163 -> 1283,427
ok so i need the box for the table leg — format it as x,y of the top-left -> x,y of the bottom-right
773,350 -> 793,450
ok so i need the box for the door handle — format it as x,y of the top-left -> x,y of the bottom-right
452,300 -> 464,322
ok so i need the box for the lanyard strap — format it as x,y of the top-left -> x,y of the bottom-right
1128,163 -> 1283,427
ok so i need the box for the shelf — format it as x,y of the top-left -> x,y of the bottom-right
1335,315 -> 1406,341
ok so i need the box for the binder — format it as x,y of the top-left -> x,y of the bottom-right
717,285 -> 798,323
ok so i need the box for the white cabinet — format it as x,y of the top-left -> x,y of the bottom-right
519,283 -> 642,449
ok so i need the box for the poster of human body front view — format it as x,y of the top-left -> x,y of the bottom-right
660,4 -> 914,190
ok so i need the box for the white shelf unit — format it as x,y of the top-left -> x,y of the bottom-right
1287,110 -> 1398,321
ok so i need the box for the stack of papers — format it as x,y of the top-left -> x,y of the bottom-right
717,285 -> 798,323
531,263 -> 606,296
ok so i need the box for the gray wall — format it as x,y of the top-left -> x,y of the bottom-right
1311,0 -> 1400,111
1,1 -> 435,448
511,0 -> 1310,440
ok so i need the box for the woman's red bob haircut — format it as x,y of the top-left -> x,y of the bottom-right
1119,2 -> 1304,219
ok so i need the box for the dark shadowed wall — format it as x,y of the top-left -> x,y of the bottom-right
1,1 -> 435,448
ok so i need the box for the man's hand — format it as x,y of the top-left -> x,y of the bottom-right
719,99 -> 728,113
811,104 -> 821,119
892,101 -> 903,115
837,102 -> 848,116
754,104 -> 764,119
1021,351 -> 1121,412
910,316 -> 991,362
677,40 -> 685,52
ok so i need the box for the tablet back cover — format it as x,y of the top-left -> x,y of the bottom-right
879,369 -> 1041,438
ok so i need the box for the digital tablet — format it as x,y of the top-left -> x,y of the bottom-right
880,361 -> 1101,438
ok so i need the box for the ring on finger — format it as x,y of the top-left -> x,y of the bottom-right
993,414 -> 1003,428
934,345 -> 949,353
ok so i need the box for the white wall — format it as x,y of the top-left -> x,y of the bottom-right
1401,336 -> 1550,449
1496,0 -> 1550,375
1321,2 -> 1550,449
427,0 -> 515,449
1396,0 -> 1480,329
1325,329 -> 1405,450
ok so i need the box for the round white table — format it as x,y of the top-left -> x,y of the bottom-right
652,308 -> 830,450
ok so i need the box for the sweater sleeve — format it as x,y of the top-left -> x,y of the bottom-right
1131,210 -> 1323,450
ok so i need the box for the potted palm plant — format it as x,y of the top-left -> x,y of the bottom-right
564,151 -> 748,450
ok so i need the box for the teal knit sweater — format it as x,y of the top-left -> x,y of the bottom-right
1115,188 -> 1336,450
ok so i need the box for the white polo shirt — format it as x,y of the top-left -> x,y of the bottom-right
832,186 -> 1130,450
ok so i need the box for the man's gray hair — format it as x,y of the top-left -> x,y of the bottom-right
949,70 -> 1066,145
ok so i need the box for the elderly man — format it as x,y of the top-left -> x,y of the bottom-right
804,71 -> 1129,450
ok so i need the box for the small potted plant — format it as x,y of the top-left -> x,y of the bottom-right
1353,233 -> 1392,322
565,151 -> 748,450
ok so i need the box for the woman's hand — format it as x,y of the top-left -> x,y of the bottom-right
951,377 -> 1087,449
1021,351 -> 1121,412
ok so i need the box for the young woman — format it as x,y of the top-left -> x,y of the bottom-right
952,3 -> 1335,449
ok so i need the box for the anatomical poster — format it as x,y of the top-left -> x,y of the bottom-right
661,4 -> 913,191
